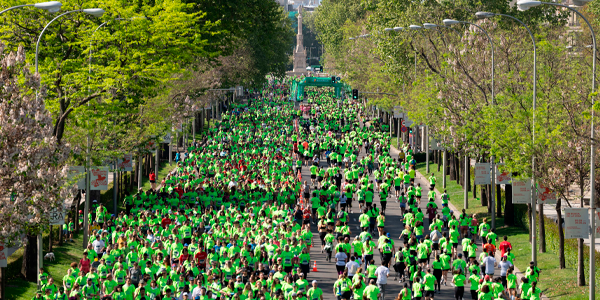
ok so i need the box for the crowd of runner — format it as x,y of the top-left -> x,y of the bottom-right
34,82 -> 543,300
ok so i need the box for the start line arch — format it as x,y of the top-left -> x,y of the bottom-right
291,77 -> 351,101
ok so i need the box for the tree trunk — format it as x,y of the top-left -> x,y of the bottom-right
578,238 -> 586,286
457,155 -> 463,187
74,192 -> 80,232
59,223 -> 63,246
21,235 -> 38,282
0,264 -> 5,300
538,203 -> 546,253
556,199 -> 566,269
454,153 -> 460,183
481,184 -> 488,206
48,226 -> 53,252
445,152 -> 450,179
578,178 -> 586,282
437,150 -> 441,172
487,185 -> 492,213
496,184 -> 502,217
449,152 -> 456,181
505,185 -> 514,226
465,162 -> 470,194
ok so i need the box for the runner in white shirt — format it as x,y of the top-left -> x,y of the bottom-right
345,256 -> 360,280
375,263 -> 390,300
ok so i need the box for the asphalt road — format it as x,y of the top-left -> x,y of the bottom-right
299,115 -> 505,300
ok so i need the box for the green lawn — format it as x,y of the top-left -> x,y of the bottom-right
6,235 -> 85,300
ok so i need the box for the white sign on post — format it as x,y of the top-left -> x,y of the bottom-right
90,167 -> 109,190
393,106 -> 404,118
0,242 -> 7,267
512,179 -> 532,204
163,133 -> 172,144
117,154 -> 133,172
430,137 -> 443,150
474,163 -> 491,185
68,166 -> 86,189
49,208 -> 66,226
564,208 -> 590,239
537,184 -> 557,205
495,164 -> 512,185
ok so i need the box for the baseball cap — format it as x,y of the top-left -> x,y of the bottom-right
484,275 -> 491,281
312,280 -> 318,284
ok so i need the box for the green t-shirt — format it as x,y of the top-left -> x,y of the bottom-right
453,274 -> 466,287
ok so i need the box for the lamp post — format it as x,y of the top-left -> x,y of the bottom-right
476,10 -> 539,263
408,25 -> 431,169
444,18 -> 496,229
0,1 -> 62,15
423,22 -> 464,198
518,1 -> 596,297
88,16 -> 149,216
33,6 -> 105,279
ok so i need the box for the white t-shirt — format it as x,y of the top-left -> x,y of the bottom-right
499,261 -> 513,276
92,239 -> 105,253
375,266 -> 390,284
346,261 -> 360,276
335,252 -> 348,266
483,256 -> 497,274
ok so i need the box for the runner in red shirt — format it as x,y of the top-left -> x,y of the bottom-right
499,235 -> 512,257
302,207 -> 311,230
195,248 -> 208,270
161,216 -> 172,229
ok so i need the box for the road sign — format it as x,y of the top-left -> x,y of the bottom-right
564,208 -> 589,239
474,163 -> 491,185
537,184 -> 557,205
49,208 -> 66,226
512,179 -> 532,204
393,106 -> 403,118
336,76 -> 341,81
401,126 -> 407,133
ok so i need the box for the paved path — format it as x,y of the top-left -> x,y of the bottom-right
301,117 -> 508,300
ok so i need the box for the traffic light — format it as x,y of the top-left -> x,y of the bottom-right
352,89 -> 358,100
331,76 -> 336,83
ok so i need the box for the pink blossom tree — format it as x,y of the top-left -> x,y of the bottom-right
0,44 -> 76,280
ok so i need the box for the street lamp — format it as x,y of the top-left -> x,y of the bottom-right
476,10 -> 539,263
35,8 -> 105,73
444,18 -> 497,229
0,1 -> 62,15
88,16 -> 150,218
518,1 -> 596,297
32,5 -> 104,283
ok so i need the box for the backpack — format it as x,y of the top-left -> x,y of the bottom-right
409,255 -> 417,266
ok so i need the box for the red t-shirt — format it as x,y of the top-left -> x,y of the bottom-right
80,258 -> 91,274
303,209 -> 311,219
161,218 -> 172,229
499,241 -> 512,257
195,252 -> 207,266
149,173 -> 156,181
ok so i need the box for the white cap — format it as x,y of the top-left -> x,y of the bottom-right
312,280 -> 318,284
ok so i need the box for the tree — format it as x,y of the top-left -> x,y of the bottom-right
0,45 -> 75,280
